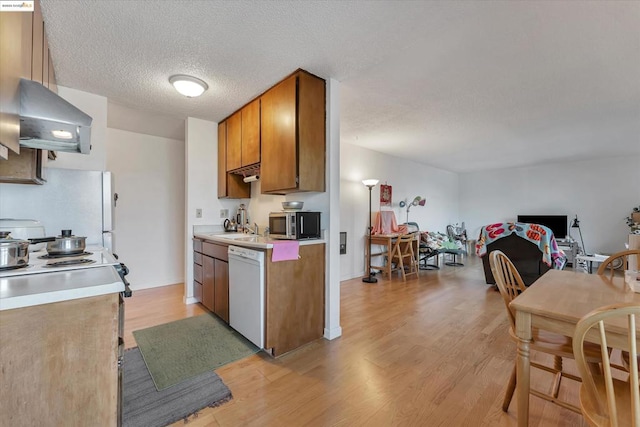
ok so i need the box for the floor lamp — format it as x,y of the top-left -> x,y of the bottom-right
362,179 -> 379,283
571,215 -> 587,255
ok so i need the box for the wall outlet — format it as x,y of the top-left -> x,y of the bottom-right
220,209 -> 229,218
196,208 -> 202,218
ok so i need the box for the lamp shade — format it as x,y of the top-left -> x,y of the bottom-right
362,179 -> 379,187
169,75 -> 208,97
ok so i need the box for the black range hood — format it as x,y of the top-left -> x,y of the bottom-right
19,79 -> 92,154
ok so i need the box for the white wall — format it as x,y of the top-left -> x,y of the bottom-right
339,142 -> 460,280
459,155 -> 640,254
106,128 -> 185,289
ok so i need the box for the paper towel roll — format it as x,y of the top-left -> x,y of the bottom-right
243,175 -> 259,183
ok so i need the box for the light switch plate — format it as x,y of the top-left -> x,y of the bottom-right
196,208 -> 202,218
220,209 -> 229,218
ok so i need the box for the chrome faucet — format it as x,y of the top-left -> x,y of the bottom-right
245,223 -> 259,235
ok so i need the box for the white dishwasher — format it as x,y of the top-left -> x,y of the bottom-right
228,245 -> 265,349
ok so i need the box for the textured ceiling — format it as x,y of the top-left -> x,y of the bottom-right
40,1 -> 640,173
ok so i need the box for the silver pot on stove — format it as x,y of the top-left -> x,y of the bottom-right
0,234 -> 30,270
30,230 -> 87,256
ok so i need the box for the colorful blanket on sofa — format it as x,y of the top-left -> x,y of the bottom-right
475,222 -> 566,269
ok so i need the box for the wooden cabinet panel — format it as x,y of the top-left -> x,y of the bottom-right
261,75 -> 297,193
297,72 -> 326,192
265,243 -> 325,356
48,48 -> 57,93
0,294 -> 119,425
41,24 -> 49,88
202,241 -> 228,261
217,121 -> 227,197
194,251 -> 203,266
226,111 -> 242,171
193,280 -> 203,302
214,259 -> 229,323
0,10 -> 31,154
193,238 -> 203,253
31,0 -> 43,85
202,255 -> 215,312
261,70 -> 325,194
218,120 -> 250,199
194,263 -> 203,283
0,147 -> 45,184
241,99 -> 260,166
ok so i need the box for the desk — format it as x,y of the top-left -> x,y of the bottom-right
510,269 -> 640,426
367,234 -> 418,279
575,253 -> 609,274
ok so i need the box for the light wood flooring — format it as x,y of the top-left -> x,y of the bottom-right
124,255 -> 588,427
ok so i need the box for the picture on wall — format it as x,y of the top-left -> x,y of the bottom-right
380,184 -> 392,207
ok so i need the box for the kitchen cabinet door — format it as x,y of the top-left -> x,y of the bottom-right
202,255 -> 215,312
261,71 -> 325,194
0,10 -> 31,154
214,259 -> 229,323
226,111 -> 242,171
261,75 -> 297,193
31,0 -> 44,85
265,243 -> 325,356
241,99 -> 260,166
218,121 -> 250,199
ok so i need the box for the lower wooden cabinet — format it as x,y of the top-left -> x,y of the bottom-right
265,243 -> 325,356
0,293 -> 119,425
193,239 -> 229,323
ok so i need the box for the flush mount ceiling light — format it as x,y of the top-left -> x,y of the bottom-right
169,75 -> 208,98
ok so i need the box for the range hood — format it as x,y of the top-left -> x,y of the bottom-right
19,79 -> 92,154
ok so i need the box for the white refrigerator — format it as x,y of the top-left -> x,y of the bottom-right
0,168 -> 117,252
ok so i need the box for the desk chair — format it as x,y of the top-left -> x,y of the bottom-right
444,225 -> 466,266
489,250 -> 601,413
597,249 -> 640,279
573,303 -> 640,427
390,233 -> 418,281
405,222 -> 439,270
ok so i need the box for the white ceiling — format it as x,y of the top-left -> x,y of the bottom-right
41,1 -> 640,173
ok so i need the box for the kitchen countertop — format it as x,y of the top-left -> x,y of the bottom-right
0,266 -> 124,311
193,232 -> 325,249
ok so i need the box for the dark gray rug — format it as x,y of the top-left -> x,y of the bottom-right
123,347 -> 232,427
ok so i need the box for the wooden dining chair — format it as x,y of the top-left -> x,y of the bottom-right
390,233 -> 418,281
489,250 -> 601,413
573,303 -> 640,427
597,249 -> 640,279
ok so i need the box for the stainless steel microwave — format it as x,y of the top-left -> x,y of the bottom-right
269,211 -> 321,240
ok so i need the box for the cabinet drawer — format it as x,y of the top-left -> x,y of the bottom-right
193,239 -> 202,253
194,281 -> 203,302
202,242 -> 228,261
194,252 -> 202,266
194,263 -> 203,283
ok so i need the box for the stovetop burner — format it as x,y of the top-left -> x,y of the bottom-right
42,259 -> 96,268
38,252 -> 93,260
0,264 -> 29,271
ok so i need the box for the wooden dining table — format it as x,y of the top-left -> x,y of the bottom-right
510,269 -> 640,427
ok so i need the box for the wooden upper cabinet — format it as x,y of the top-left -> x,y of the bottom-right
261,70 -> 326,194
226,99 -> 260,172
218,120 -> 250,199
241,99 -> 260,166
217,121 -> 228,197
0,10 -> 31,154
226,111 -> 242,171
31,0 -> 44,85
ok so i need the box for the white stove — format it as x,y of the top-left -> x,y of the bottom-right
0,246 -> 120,278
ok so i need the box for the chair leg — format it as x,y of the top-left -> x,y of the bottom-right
503,364 -> 517,412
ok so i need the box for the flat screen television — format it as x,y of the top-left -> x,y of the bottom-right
516,215 -> 568,239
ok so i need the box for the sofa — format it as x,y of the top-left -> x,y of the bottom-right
477,222 -> 566,286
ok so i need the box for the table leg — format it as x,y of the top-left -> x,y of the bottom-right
515,310 -> 532,427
